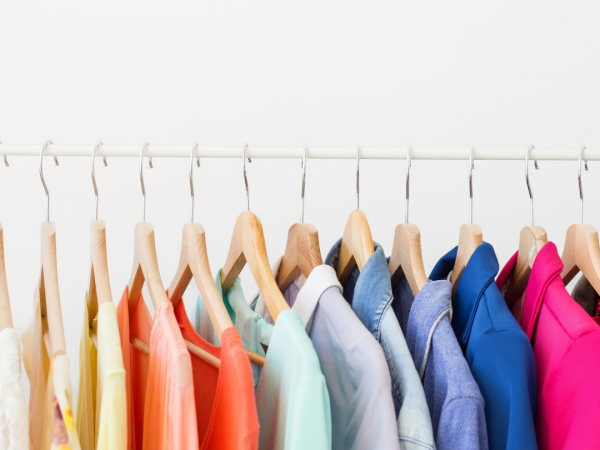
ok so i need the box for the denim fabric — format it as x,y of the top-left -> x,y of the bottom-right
430,244 -> 537,450
326,239 -> 436,450
393,276 -> 488,450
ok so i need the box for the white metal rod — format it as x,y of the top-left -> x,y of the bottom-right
0,144 -> 598,161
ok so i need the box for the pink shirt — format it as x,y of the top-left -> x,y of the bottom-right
497,242 -> 600,450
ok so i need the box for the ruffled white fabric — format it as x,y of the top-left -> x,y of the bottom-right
0,328 -> 28,450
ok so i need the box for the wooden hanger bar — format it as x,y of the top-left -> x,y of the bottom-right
277,223 -> 322,292
0,224 -> 13,331
388,223 -> 428,294
130,335 -> 221,369
561,224 -> 600,292
504,226 -> 547,303
88,220 -> 113,327
336,210 -> 374,285
450,224 -> 483,297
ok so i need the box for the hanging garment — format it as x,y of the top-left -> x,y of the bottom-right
251,258 -> 401,450
170,297 -> 259,449
76,300 -> 127,450
392,276 -> 488,450
22,291 -> 81,450
117,288 -> 152,450
496,243 -> 600,450
0,327 -> 28,450
570,274 -> 600,324
196,270 -> 331,450
429,243 -> 537,450
325,240 -> 435,450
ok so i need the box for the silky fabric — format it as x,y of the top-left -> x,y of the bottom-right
252,260 -> 401,450
76,300 -> 97,450
196,270 -> 332,450
497,243 -> 600,450
430,244 -> 537,450
116,288 -> 152,450
0,327 -> 28,450
172,298 -> 259,450
22,290 -> 81,450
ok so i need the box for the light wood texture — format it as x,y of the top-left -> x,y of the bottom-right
87,220 -> 114,328
504,226 -> 547,304
221,212 -> 290,322
336,210 -> 375,285
38,222 -> 67,357
388,223 -> 428,295
168,223 -> 265,366
130,334 -> 222,369
0,224 -> 13,331
450,224 -> 483,298
561,224 -> 600,293
127,222 -> 169,313
276,223 -> 323,292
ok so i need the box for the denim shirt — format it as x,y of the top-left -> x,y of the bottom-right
326,239 -> 436,450
393,276 -> 488,450
430,244 -> 537,450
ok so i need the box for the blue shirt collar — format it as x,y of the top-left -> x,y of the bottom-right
325,238 -> 393,340
429,242 -> 499,347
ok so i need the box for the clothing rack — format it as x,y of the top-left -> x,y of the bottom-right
0,145 -> 598,160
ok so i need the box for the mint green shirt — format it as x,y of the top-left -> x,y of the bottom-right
196,270 -> 332,450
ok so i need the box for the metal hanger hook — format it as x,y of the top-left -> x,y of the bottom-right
579,146 -> 589,224
469,146 -> 475,225
189,143 -> 199,223
243,144 -> 250,212
525,145 -> 539,226
300,146 -> 307,223
405,146 -> 412,224
139,142 -> 149,222
356,146 -> 360,210
39,141 -> 54,222
91,141 -> 104,220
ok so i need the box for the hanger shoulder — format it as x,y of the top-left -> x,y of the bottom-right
504,225 -> 547,303
277,223 -> 323,292
40,222 -> 66,357
0,224 -> 12,331
221,212 -> 289,321
336,210 -> 374,284
561,224 -> 600,292
450,224 -> 483,290
167,224 -> 194,305
128,222 -> 168,312
88,220 -> 113,327
389,223 -> 428,295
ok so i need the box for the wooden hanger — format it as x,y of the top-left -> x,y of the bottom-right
389,148 -> 428,295
128,143 -> 222,368
561,147 -> 600,293
87,143 -> 113,341
0,224 -> 13,332
504,149 -> 547,304
38,142 -> 67,358
221,146 -> 290,322
336,148 -> 375,285
277,149 -> 323,291
450,148 -> 482,297
168,146 -> 264,365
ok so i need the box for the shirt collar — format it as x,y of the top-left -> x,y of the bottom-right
429,242 -> 499,347
325,238 -> 392,340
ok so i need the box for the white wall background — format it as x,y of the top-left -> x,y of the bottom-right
1,0 -> 600,406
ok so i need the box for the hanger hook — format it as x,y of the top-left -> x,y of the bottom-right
243,144 -> 250,212
356,146 -> 360,210
190,143 -> 199,223
405,146 -> 412,224
469,146 -> 475,225
139,142 -> 149,222
91,141 -> 104,220
525,146 -> 539,226
39,141 -> 54,222
300,146 -> 307,223
579,146 -> 589,224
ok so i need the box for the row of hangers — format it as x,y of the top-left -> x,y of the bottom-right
0,144 -> 598,371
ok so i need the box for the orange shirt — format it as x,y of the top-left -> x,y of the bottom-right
117,288 -> 153,450
173,300 -> 260,449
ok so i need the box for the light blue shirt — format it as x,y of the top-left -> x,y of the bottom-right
325,239 -> 436,450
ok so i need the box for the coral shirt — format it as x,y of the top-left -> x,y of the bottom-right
497,242 -> 600,450
172,299 -> 259,449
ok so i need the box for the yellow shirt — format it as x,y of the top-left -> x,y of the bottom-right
76,299 -> 127,450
